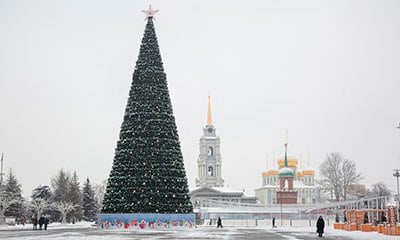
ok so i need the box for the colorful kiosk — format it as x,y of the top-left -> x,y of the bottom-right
334,206 -> 399,236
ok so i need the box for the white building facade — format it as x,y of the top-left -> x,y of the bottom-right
255,153 -> 325,205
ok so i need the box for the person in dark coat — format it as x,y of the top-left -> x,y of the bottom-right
335,213 -> 339,223
39,216 -> 44,230
381,214 -> 387,223
44,216 -> 49,230
272,217 -> 277,228
32,216 -> 38,230
316,216 -> 325,237
363,212 -> 369,224
217,217 -> 223,228
21,216 -> 26,226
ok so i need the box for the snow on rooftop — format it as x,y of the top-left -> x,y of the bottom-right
211,187 -> 245,194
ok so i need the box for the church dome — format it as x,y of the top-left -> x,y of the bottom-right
279,167 -> 294,177
262,169 -> 279,176
277,155 -> 298,168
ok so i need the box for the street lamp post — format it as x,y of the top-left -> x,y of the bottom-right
393,169 -> 400,223
397,123 -> 400,222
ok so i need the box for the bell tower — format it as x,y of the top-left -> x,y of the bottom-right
276,140 -> 298,204
195,96 -> 224,187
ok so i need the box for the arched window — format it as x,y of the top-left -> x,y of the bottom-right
207,147 -> 213,156
207,166 -> 214,176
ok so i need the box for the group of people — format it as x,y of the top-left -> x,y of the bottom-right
216,216 -> 326,237
32,216 -> 49,231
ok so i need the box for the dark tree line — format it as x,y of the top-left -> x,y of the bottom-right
0,168 -> 101,223
0,169 -> 25,220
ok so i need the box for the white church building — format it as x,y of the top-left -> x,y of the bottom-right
254,148 -> 326,206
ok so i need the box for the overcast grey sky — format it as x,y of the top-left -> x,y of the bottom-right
1,0 -> 400,198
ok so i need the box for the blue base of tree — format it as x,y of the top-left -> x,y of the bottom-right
98,213 -> 195,229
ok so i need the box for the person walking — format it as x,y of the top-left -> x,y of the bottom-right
316,216 -> 325,237
32,216 -> 38,230
272,217 -> 277,228
44,216 -> 49,230
363,212 -> 369,224
217,217 -> 223,228
39,216 -> 44,230
381,214 -> 387,223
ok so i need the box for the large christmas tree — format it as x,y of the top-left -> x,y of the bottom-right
101,7 -> 192,214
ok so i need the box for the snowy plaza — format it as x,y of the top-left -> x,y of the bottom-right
1,1 -> 400,239
1,223 -> 400,240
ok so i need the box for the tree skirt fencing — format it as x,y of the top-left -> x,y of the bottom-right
98,213 -> 195,229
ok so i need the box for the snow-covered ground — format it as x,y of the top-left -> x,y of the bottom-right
0,222 -> 399,239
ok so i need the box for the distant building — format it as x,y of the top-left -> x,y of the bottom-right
347,184 -> 367,199
255,144 -> 325,205
189,97 -> 257,208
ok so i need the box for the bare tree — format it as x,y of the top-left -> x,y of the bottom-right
342,158 -> 362,200
93,180 -> 107,210
319,152 -> 362,200
29,199 -> 50,219
52,202 -> 75,224
319,152 -> 343,201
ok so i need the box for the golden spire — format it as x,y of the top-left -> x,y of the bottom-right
207,96 -> 212,125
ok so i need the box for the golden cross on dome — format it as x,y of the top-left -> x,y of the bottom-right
142,4 -> 159,20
